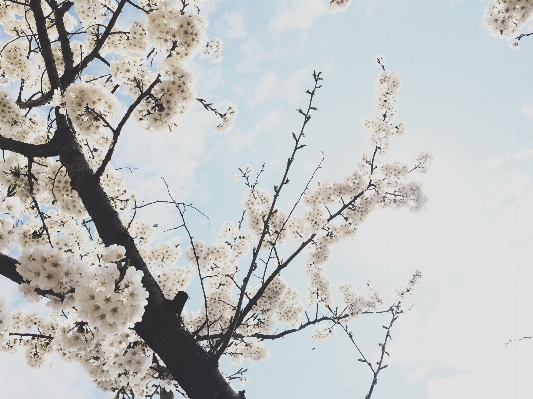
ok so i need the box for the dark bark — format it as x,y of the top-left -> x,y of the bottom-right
0,252 -> 24,286
0,135 -> 58,158
50,0 -> 75,74
30,0 -> 61,88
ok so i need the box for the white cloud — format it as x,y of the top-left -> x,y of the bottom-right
515,148 -> 533,159
521,103 -> 533,118
376,150 -> 533,399
113,104 -> 226,239
268,0 -> 329,34
480,153 -> 509,171
393,260 -> 533,399
236,37 -> 266,73
482,153 -> 533,248
250,62 -> 335,106
390,3 -> 404,13
225,111 -> 280,154
217,12 -> 247,40
249,70 -> 305,106
355,0 -> 377,17
235,37 -> 290,73
0,352 -> 104,399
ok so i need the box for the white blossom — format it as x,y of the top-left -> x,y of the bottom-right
483,0 -> 533,38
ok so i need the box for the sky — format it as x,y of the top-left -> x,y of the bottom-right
2,0 -> 533,398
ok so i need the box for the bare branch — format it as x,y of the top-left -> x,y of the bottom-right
196,313 -> 350,342
211,72 -> 324,361
93,75 -> 161,180
504,335 -> 533,345
27,157 -> 53,247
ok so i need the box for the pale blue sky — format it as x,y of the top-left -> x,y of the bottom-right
2,1 -> 533,398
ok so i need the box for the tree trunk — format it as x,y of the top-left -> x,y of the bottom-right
51,112 -> 241,399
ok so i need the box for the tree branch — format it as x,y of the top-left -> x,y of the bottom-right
0,135 -> 58,157
196,313 -> 350,342
29,0 -> 61,88
93,74 -> 161,180
0,252 -> 24,286
50,0 -> 75,74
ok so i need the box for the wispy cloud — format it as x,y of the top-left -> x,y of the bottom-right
268,0 -> 329,34
480,153 -> 509,171
393,258 -> 533,398
383,151 -> 533,397
521,103 -> 533,118
355,0 -> 377,17
250,62 -> 335,106
217,12 -> 247,40
116,107 -> 218,205
515,148 -> 533,159
0,351 -> 104,399
225,112 -> 280,154
235,36 -> 289,73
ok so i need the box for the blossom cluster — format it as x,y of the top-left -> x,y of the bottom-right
374,70 -> 402,119
110,55 -> 151,86
72,0 -> 114,28
15,244 -> 148,335
0,239 -> 162,395
0,39 -> 32,83
0,92 -> 47,143
483,0 -> 533,39
229,338 -> 270,365
242,188 -> 287,248
203,38 -> 224,63
310,324 -> 336,340
136,58 -> 196,131
215,104 -> 237,134
2,309 -> 156,395
102,20 -> 149,56
76,264 -> 148,334
147,1 -> 208,60
329,0 -> 352,13
17,247 -> 81,294
242,276 -> 304,336
338,281 -> 383,322
0,217 -> 18,254
395,270 -> 422,302
64,81 -> 121,137
0,296 -> 11,345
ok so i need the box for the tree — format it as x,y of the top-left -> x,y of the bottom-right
0,1 -> 430,398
